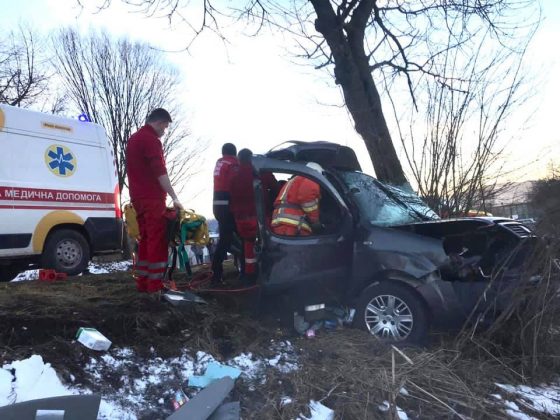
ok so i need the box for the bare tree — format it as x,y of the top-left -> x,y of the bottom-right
0,26 -> 49,107
387,27 -> 535,217
530,171 -> 560,236
51,28 -> 203,196
78,0 -> 539,188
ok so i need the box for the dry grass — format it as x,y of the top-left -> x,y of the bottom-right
1,245 -> 559,419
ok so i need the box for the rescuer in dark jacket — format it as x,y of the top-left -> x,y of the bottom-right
211,143 -> 239,285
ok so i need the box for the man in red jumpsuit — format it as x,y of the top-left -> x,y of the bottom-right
126,108 -> 183,293
271,162 -> 322,236
230,149 -> 278,283
211,143 -> 239,285
229,149 -> 258,283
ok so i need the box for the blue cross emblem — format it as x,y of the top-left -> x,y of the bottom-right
46,145 -> 76,176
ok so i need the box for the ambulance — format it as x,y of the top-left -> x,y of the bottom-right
0,104 -> 123,281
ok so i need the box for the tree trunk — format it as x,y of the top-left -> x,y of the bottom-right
310,0 -> 407,185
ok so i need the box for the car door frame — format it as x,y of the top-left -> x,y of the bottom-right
252,156 -> 355,298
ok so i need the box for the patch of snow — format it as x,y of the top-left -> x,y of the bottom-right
503,400 -> 534,420
397,406 -> 408,420
399,387 -> 409,396
281,396 -> 293,406
230,353 -> 264,380
10,260 -> 132,282
496,382 -> 560,417
2,343 -> 300,419
0,354 -> 138,420
88,260 -> 132,274
114,348 -> 134,358
378,401 -> 390,412
98,399 -> 137,420
301,400 -> 335,420
0,368 -> 13,406
11,269 -> 39,282
378,401 -> 408,419
1,355 -> 77,404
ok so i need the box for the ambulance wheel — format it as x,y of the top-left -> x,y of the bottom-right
42,229 -> 90,276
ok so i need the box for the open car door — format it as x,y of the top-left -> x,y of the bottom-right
252,157 -> 354,298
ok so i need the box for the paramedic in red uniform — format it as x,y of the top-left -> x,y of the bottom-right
126,108 -> 183,293
211,143 -> 239,285
229,149 -> 259,283
271,162 -> 322,236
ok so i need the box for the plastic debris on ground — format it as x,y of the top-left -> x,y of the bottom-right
76,328 -> 112,351
171,389 -> 189,411
188,362 -> 242,388
294,306 -> 355,337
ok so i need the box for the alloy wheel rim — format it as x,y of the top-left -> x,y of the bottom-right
364,294 -> 413,340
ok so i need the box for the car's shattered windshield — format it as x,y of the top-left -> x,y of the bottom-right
340,171 -> 439,226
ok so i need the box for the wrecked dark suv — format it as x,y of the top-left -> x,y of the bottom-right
250,141 -> 537,343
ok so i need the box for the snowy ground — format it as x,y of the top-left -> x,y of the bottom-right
3,350 -> 558,420
10,260 -> 133,282
494,383 -> 560,419
0,340 -> 339,419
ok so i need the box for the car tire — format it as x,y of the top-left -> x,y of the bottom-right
355,281 -> 429,344
41,229 -> 90,276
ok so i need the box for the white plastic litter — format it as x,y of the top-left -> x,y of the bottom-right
76,328 -> 112,351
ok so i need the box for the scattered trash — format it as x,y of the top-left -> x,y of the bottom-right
171,388 -> 188,411
294,313 -> 310,335
75,328 -> 112,351
38,269 -> 67,282
304,304 -> 326,322
163,290 -> 207,306
188,362 -> 241,388
167,377 -> 235,420
324,319 -> 339,330
344,308 -> 356,324
295,306 -> 355,336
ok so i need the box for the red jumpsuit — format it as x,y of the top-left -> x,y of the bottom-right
211,155 -> 239,281
271,176 -> 320,236
230,163 -> 258,275
126,125 -> 169,293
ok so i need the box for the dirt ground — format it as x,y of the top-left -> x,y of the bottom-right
1,262 -> 557,419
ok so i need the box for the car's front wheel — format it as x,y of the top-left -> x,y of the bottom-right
355,282 -> 429,344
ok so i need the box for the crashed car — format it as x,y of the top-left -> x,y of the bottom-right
250,141 -> 537,343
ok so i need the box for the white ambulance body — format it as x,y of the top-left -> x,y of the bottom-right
0,104 -> 122,280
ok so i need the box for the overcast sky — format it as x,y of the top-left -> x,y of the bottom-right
1,0 -> 559,216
